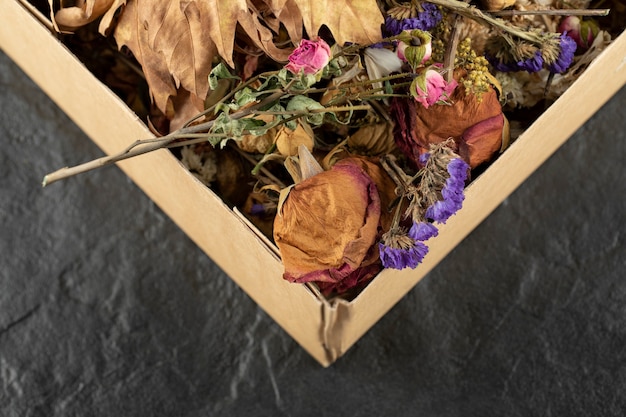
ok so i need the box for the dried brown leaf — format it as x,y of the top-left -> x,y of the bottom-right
99,0 -> 127,34
53,0 -> 115,31
114,0 -> 216,128
348,122 -> 397,157
296,0 -> 383,45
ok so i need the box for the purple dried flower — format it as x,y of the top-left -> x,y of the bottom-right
415,3 -> 442,31
418,152 -> 431,166
379,221 -> 438,270
486,50 -> 544,73
425,198 -> 460,223
547,33 -> 576,73
441,183 -> 464,204
518,51 -> 544,72
486,54 -> 520,72
425,158 -> 469,223
446,158 -> 469,182
379,239 -> 428,269
409,221 -> 439,241
384,3 -> 442,36
384,16 -> 404,37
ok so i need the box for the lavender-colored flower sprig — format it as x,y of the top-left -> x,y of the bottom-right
378,142 -> 469,270
384,2 -> 442,36
424,157 -> 469,223
486,49 -> 544,73
378,221 -> 438,270
485,33 -> 577,75
402,141 -> 469,224
545,33 -> 577,74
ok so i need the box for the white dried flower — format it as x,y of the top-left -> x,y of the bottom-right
181,145 -> 218,186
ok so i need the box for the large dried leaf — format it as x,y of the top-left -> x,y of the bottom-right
296,0 -> 383,45
254,0 -> 303,45
114,0 -> 215,125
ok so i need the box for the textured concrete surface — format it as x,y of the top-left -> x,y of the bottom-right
1,49 -> 625,416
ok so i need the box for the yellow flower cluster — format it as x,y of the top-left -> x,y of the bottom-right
431,38 -> 446,63
455,37 -> 490,100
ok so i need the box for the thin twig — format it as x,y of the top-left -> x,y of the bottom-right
443,15 -> 463,83
304,73 -> 414,94
42,90 -> 287,186
254,104 -> 371,116
183,70 -> 280,128
427,0 -> 544,44
491,9 -> 610,17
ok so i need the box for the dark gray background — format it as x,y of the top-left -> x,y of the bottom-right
1,49 -> 625,416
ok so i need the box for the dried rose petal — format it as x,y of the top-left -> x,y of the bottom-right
458,113 -> 505,168
338,157 -> 397,231
274,157 -> 394,296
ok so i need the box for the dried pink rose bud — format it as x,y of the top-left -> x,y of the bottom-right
397,40 -> 432,64
396,30 -> 432,68
410,69 -> 457,109
558,16 -> 599,51
285,37 -> 332,75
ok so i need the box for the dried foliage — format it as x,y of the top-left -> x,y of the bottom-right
45,0 -> 625,297
52,0 -> 384,128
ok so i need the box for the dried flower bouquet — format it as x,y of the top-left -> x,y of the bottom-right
43,0 -> 624,298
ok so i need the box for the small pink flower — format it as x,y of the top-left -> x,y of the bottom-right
558,16 -> 599,51
411,69 -> 457,108
285,37 -> 332,75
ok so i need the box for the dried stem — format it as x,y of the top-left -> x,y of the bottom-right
443,15 -> 463,83
427,0 -> 545,45
42,90 -> 286,186
380,154 -> 413,194
304,72 -> 415,94
491,9 -> 610,17
42,93 -> 373,186
254,104 -> 371,116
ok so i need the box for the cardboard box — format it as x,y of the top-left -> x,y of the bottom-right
2,0 -> 626,366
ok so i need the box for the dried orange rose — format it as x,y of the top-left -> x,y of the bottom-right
273,157 -> 395,296
392,82 -> 505,169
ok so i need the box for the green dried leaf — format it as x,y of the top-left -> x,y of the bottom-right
209,63 -> 240,90
211,113 -> 269,143
285,96 -> 325,125
234,87 -> 257,108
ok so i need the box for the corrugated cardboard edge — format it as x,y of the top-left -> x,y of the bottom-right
320,32 -> 626,359
1,0 -> 335,366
